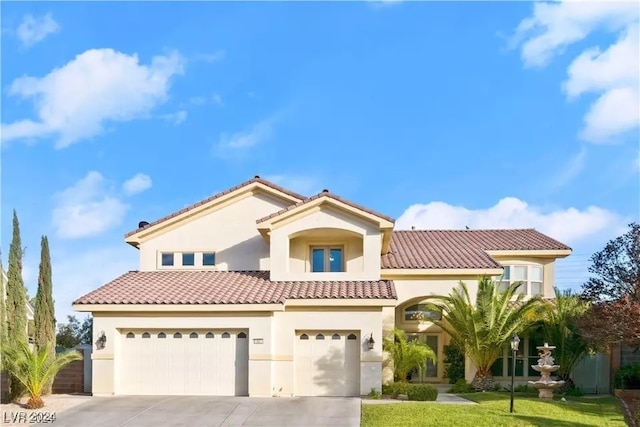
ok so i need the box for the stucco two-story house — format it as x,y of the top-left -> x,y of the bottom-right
73,176 -> 571,397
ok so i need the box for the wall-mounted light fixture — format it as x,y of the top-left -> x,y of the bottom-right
366,333 -> 375,350
96,330 -> 107,349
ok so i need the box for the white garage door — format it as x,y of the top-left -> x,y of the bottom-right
295,331 -> 360,396
119,329 -> 249,396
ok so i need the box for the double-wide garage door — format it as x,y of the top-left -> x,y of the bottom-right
119,329 -> 248,396
295,331 -> 360,396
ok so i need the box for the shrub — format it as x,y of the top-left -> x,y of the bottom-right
407,383 -> 438,401
443,344 -> 465,384
514,384 -> 538,393
383,382 -> 412,397
448,379 -> 475,394
564,386 -> 584,397
368,387 -> 381,399
614,364 -> 640,390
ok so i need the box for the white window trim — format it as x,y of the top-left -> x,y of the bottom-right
495,264 -> 544,296
156,250 -> 218,270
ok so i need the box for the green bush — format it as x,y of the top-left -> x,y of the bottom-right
407,383 -> 438,401
514,384 -> 538,393
383,382 -> 412,397
368,387 -> 381,399
563,386 -> 584,397
448,379 -> 475,394
614,364 -> 640,389
443,344 -> 465,384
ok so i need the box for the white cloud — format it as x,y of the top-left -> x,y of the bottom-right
1,48 -> 184,148
188,93 -> 223,107
160,110 -> 187,125
396,197 -> 626,246
194,50 -> 226,63
17,13 -> 60,48
122,173 -> 152,196
550,146 -> 587,189
512,2 -> 639,143
52,172 -> 130,239
214,114 -> 283,158
263,174 -> 320,195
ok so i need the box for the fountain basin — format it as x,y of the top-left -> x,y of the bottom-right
528,380 -> 565,399
531,365 -> 560,373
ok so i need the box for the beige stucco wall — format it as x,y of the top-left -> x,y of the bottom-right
137,192 -> 290,271
91,307 -> 384,397
269,206 -> 382,281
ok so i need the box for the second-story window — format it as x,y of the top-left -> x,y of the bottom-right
203,252 -> 216,266
161,253 -> 174,266
182,252 -> 195,266
497,265 -> 544,296
311,246 -> 344,272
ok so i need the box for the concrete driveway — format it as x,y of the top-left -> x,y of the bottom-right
33,396 -> 361,427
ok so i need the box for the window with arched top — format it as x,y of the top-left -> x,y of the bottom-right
300,334 -> 309,340
404,304 -> 442,322
206,332 -> 214,339
238,332 -> 247,338
190,332 -> 198,339
222,332 -> 230,338
126,332 -> 135,339
332,334 -> 340,340
316,334 -> 325,340
158,332 -> 166,338
142,332 -> 150,338
347,334 -> 357,340
174,332 -> 182,338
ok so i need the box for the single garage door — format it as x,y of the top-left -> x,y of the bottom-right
119,329 -> 249,396
295,331 -> 360,396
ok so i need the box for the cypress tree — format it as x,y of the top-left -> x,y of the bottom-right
0,256 -> 7,355
34,236 -> 56,394
6,210 -> 28,400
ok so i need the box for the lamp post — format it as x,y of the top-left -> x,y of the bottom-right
510,334 -> 520,413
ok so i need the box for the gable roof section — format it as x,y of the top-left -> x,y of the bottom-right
124,176 -> 307,241
256,190 -> 396,225
382,229 -> 572,269
72,271 -> 397,305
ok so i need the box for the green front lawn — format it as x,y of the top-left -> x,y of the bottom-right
361,392 -> 626,427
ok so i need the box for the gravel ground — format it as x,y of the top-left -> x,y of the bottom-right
1,394 -> 92,426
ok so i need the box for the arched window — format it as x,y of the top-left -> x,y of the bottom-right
316,334 -> 325,340
126,332 -> 135,339
238,332 -> 247,338
174,332 -> 182,339
158,332 -> 166,338
300,334 -> 309,340
190,332 -> 198,339
347,334 -> 357,340
404,304 -> 442,322
206,332 -> 214,339
222,332 -> 230,338
142,332 -> 150,339
332,334 -> 341,340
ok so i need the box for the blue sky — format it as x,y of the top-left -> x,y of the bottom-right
1,1 -> 638,322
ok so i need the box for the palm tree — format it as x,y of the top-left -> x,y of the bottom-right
427,276 -> 542,390
383,328 -> 437,383
2,341 -> 82,408
538,287 -> 590,386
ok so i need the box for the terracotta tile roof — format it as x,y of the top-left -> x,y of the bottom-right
73,271 -> 397,305
381,229 -> 571,269
124,177 -> 307,238
256,190 -> 396,224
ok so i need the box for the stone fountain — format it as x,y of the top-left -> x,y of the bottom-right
527,343 -> 565,399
